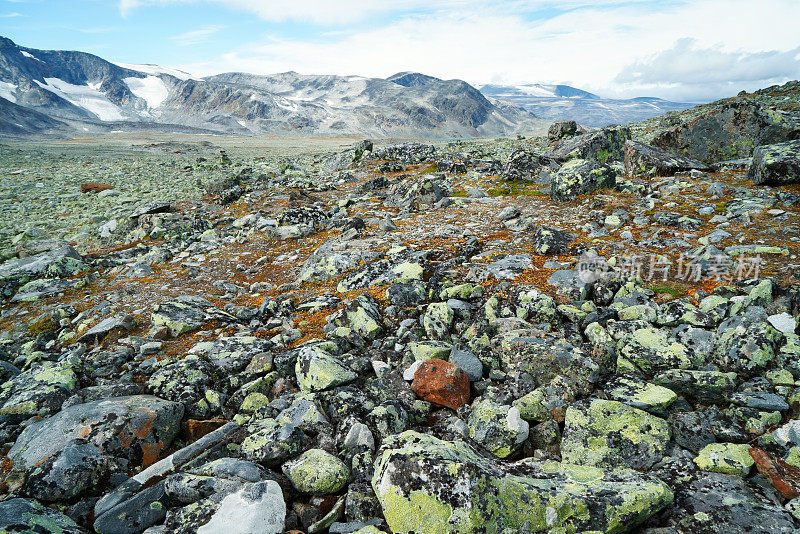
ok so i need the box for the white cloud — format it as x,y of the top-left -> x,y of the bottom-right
124,0 -> 800,101
170,25 -> 223,46
0,11 -> 22,17
120,0 -> 654,25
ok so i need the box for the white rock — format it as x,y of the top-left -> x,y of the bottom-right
506,406 -> 530,445
769,312 -> 797,334
197,481 -> 285,534
403,360 -> 423,381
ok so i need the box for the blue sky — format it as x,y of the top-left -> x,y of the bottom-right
2,0 -> 799,102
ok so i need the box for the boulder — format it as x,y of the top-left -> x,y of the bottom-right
7,396 -> 183,494
561,399 -> 670,470
410,359 -> 470,410
624,140 -> 712,176
372,430 -> 673,533
385,176 -> 449,212
0,498 -> 87,533
0,245 -> 85,298
283,449 -> 350,495
550,126 -> 630,163
0,359 -> 79,422
548,120 -> 579,140
295,345 -> 358,392
748,139 -> 800,185
652,99 -> 800,163
550,158 -> 616,201
467,400 -> 529,458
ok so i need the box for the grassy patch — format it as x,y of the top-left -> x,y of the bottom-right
486,179 -> 545,197
647,280 -> 691,298
450,189 -> 469,198
419,163 -> 438,174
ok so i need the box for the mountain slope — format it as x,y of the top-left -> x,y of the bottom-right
0,37 -> 548,138
480,83 -> 694,127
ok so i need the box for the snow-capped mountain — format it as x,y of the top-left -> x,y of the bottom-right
0,36 -> 548,137
480,83 -> 694,127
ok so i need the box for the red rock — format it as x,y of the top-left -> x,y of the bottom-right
410,359 -> 470,410
81,182 -> 115,194
183,419 -> 228,442
750,447 -> 800,499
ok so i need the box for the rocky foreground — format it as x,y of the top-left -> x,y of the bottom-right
1,83 -> 800,533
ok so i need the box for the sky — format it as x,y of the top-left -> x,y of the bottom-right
1,0 -> 799,102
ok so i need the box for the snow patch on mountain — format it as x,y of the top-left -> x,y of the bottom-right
125,76 -> 169,109
115,62 -> 194,81
20,50 -> 41,61
35,78 -> 124,121
0,81 -> 17,103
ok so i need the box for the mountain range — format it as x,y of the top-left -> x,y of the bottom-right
479,84 -> 694,127
0,36 -> 694,137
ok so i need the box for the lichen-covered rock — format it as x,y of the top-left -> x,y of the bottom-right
0,359 -> 78,421
515,289 -> 556,324
653,368 -> 738,403
624,140 -> 712,177
372,430 -> 673,533
283,449 -> 349,495
548,120 -> 579,140
151,297 -> 211,337
550,158 -> 617,202
148,354 -> 221,419
241,418 -> 309,466
551,126 -> 631,164
7,396 -> 183,494
467,399 -> 529,458
0,245 -> 86,298
295,345 -> 357,392
694,443 -> 754,475
385,176 -> 449,211
652,99 -> 799,163
712,309 -> 779,378
422,302 -> 454,340
502,148 -> 543,181
0,498 -> 87,533
618,326 -> 694,375
532,226 -> 573,255
493,332 -> 599,396
188,335 -> 273,374
747,139 -> 800,185
561,399 -> 670,470
605,375 -> 677,416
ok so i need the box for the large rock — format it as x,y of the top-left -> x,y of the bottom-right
0,498 -> 87,533
0,359 -> 78,422
624,140 -> 712,176
561,399 -> 671,470
6,396 -> 183,495
410,359 -> 470,410
372,430 -> 673,533
550,158 -> 616,201
652,99 -> 800,163
385,176 -> 449,212
550,126 -> 631,163
295,345 -> 358,392
0,245 -> 85,298
712,309 -> 779,378
467,400 -> 528,458
196,480 -> 286,534
748,139 -> 800,185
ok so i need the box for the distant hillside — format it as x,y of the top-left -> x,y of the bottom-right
0,37 -> 548,138
480,83 -> 694,127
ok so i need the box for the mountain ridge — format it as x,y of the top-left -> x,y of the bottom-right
0,37 -> 548,138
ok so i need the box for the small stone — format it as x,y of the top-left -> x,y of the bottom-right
694,443 -> 754,475
283,449 -> 350,496
410,359 -> 470,410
